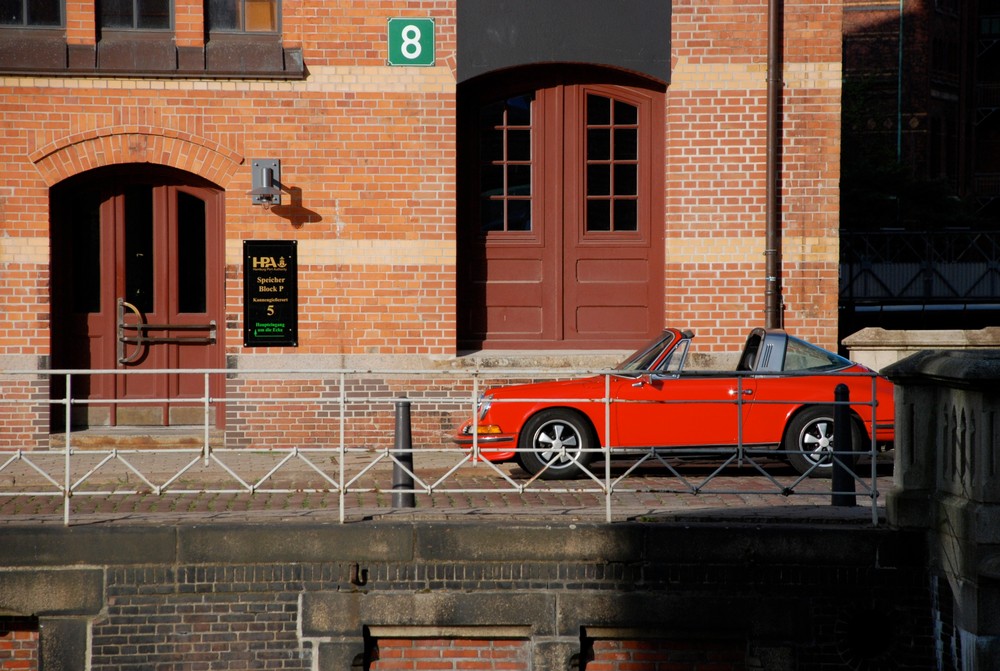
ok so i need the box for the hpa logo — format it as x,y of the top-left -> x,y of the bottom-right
251,256 -> 288,270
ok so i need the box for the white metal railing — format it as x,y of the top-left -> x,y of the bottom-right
0,367 -> 888,526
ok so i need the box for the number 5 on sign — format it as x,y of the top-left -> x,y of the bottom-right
388,18 -> 435,66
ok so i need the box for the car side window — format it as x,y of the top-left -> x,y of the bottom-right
657,339 -> 689,375
783,337 -> 849,371
737,334 -> 761,371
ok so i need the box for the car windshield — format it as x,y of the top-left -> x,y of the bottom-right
783,336 -> 853,371
615,331 -> 677,372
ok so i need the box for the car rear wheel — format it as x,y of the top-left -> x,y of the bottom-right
518,409 -> 595,480
784,406 -> 863,478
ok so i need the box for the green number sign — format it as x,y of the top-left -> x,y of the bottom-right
387,18 -> 435,66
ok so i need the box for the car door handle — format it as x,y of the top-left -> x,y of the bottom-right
728,388 -> 753,396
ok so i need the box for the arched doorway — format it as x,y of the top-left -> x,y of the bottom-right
457,65 -> 665,350
50,165 -> 225,428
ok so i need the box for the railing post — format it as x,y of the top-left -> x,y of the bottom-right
392,397 -> 415,508
832,383 -> 856,507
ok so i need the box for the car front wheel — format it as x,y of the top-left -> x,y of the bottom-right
517,409 -> 596,480
784,406 -> 862,478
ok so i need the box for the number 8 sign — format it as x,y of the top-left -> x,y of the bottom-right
388,18 -> 435,67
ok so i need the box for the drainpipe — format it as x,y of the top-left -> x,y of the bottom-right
764,0 -> 784,329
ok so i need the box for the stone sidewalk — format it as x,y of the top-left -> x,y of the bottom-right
0,447 -> 890,526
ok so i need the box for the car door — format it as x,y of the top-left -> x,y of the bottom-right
611,373 -> 757,449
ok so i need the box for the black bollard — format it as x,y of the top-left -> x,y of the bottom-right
392,398 -> 416,508
831,383 -> 857,507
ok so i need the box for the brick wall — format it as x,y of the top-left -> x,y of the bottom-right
665,0 -> 842,349
369,639 -> 529,671
0,0 -> 842,361
0,0 -> 844,449
585,639 -> 746,671
0,619 -> 37,671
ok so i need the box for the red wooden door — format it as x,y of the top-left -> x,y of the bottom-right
562,87 -> 663,344
458,77 -> 663,349
51,168 -> 224,428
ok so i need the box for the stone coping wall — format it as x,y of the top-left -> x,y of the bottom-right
0,521 -> 936,671
842,327 -> 1000,372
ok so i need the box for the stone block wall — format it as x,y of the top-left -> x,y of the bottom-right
0,522 -> 937,671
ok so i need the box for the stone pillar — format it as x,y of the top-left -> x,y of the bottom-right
883,350 -> 1000,670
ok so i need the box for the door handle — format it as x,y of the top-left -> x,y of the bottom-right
727,388 -> 753,397
117,299 -> 146,364
117,298 -> 217,364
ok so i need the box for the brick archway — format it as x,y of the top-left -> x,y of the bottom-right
28,127 -> 244,187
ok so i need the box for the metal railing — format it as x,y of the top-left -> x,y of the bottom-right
840,229 -> 1000,308
0,367 -> 888,526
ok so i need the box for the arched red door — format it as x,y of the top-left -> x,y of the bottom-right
51,166 -> 225,428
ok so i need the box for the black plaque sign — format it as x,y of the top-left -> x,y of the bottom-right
243,240 -> 298,347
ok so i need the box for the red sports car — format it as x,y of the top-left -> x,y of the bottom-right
455,328 -> 895,479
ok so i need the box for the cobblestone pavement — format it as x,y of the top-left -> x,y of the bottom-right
0,447 -> 891,526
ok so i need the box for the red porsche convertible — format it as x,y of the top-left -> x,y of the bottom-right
455,328 -> 895,479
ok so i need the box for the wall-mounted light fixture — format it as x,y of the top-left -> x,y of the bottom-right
248,159 -> 282,210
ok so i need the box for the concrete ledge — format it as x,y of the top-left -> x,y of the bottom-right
414,523 -> 645,562
0,527 -> 177,566
0,569 -> 103,616
178,524 -> 414,563
302,591 -> 557,637
844,327 -> 1000,372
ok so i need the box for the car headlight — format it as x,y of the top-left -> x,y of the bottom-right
477,394 -> 493,420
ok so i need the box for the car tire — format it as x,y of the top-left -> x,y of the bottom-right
517,409 -> 596,480
784,406 -> 863,478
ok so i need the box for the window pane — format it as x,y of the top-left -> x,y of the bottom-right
480,198 -> 503,232
100,0 -> 133,28
614,128 -> 637,161
507,129 -> 530,161
507,200 -> 531,231
588,127 -> 610,161
614,100 -> 638,125
245,0 -> 276,31
480,164 -> 503,195
478,93 -> 534,233
27,0 -> 61,25
71,199 -> 102,314
177,193 -> 207,314
124,186 -> 154,314
0,0 -> 22,24
587,200 -> 611,231
508,164 -> 531,196
588,164 -> 610,196
587,94 -> 611,125
207,0 -> 238,30
137,0 -> 170,29
480,100 -> 505,127
614,164 -> 637,195
614,200 -> 638,231
481,128 -> 503,162
506,95 -> 532,126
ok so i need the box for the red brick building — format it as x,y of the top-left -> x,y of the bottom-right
0,0 -> 843,433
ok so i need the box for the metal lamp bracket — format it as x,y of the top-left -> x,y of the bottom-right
250,158 -> 282,207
